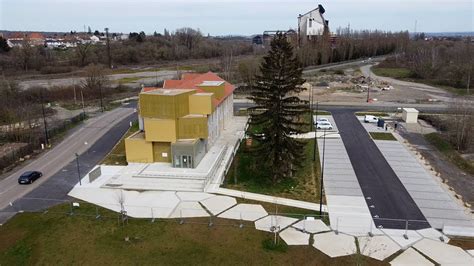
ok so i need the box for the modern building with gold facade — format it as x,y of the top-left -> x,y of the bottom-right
125,72 -> 234,168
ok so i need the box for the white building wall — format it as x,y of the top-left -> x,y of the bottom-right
299,9 -> 326,37
206,93 -> 234,150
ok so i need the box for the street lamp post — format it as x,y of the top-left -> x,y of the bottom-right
75,153 -> 82,186
313,101 -> 319,162
319,129 -> 326,215
40,88 -> 50,147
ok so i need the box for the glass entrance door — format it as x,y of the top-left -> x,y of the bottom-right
181,155 -> 193,168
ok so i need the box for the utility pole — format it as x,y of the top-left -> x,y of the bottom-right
467,66 -> 471,95
99,84 -> 104,112
80,88 -> 86,118
73,80 -> 77,105
104,27 -> 112,69
309,84 -> 313,131
313,101 -> 318,161
40,88 -> 50,147
367,72 -> 371,102
75,153 -> 82,186
319,129 -> 326,215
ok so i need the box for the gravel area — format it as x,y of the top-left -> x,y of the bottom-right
398,127 -> 474,211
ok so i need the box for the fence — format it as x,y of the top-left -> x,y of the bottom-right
1,197 -> 330,231
0,113 -> 87,172
0,143 -> 35,172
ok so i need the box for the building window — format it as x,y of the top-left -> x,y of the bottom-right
309,18 -> 312,28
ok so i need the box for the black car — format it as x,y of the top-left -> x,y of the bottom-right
18,171 -> 43,184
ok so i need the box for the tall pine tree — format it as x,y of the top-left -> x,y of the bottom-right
248,33 -> 309,183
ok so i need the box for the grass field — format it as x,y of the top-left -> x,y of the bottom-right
369,132 -> 396,141
0,203 -> 384,265
371,67 -> 414,79
101,121 -> 139,165
425,133 -> 474,176
225,139 -> 320,202
355,112 -> 389,117
115,76 -> 145,84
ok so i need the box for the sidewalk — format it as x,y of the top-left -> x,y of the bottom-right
358,117 -> 473,230
315,114 -> 375,236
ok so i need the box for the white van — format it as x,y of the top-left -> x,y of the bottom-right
364,115 -> 379,123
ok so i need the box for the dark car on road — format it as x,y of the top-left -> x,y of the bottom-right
18,171 -> 43,184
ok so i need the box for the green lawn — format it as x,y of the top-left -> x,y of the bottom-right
225,138 -> 321,203
371,66 -> 414,79
101,121 -> 139,165
369,132 -> 396,141
0,203 -> 384,265
425,133 -> 474,175
115,77 -> 144,84
355,112 -> 389,117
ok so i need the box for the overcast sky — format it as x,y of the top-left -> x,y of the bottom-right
1,0 -> 473,35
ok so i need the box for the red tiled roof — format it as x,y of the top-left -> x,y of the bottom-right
163,80 -> 183,88
141,87 -> 159,93
29,32 -> 45,40
181,73 -> 201,81
8,32 -> 44,40
161,72 -> 234,107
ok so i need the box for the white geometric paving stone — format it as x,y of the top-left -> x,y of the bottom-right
414,238 -> 474,265
381,229 -> 423,249
292,219 -> 330,234
200,195 -> 237,215
279,227 -> 311,245
312,232 -> 357,258
217,204 -> 268,221
467,249 -> 474,257
254,215 -> 298,232
358,236 -> 401,261
176,192 -> 215,202
390,248 -> 434,266
416,228 -> 450,243
169,202 -> 209,218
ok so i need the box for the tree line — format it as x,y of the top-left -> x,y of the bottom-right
0,28 -> 254,74
377,37 -> 473,91
297,29 -> 409,67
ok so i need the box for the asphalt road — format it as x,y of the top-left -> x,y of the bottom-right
330,109 -> 428,229
0,106 -> 136,224
233,101 -> 449,114
360,64 -> 455,103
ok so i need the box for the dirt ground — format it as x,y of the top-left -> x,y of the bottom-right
0,143 -> 29,158
300,66 -> 453,105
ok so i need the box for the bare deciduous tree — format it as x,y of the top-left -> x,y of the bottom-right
447,99 -> 473,151
76,42 -> 92,66
81,64 -> 109,111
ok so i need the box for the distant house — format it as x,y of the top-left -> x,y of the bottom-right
6,32 -> 45,47
45,35 -> 79,49
89,35 -> 100,44
298,4 -> 329,44
252,35 -> 263,45
261,30 -> 297,46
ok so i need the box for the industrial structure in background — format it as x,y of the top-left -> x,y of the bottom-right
253,4 -> 330,47
125,72 -> 234,168
297,4 -> 330,45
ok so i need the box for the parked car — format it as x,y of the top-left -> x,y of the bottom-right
364,115 -> 379,123
316,121 -> 333,130
313,116 -> 330,124
18,171 -> 43,184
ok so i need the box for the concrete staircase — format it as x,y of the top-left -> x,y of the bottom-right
105,175 -> 206,192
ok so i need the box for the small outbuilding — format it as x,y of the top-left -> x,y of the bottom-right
402,108 -> 419,123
